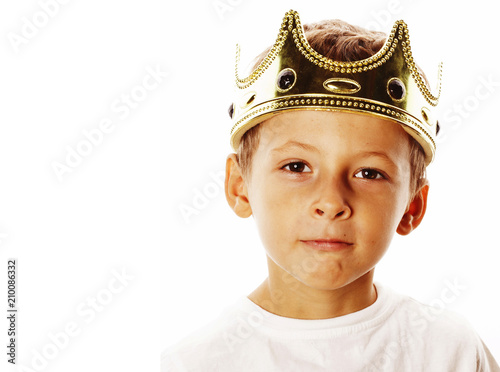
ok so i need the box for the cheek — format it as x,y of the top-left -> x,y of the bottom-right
354,196 -> 403,242
249,179 -> 305,249
250,175 -> 301,220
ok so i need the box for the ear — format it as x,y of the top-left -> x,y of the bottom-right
224,154 -> 252,218
396,182 -> 429,236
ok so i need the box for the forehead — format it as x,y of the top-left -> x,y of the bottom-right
257,110 -> 411,158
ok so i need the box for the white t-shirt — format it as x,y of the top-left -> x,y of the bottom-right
162,284 -> 499,371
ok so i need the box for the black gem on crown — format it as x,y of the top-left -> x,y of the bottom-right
276,68 -> 296,92
387,78 -> 406,101
228,103 -> 234,119
246,93 -> 256,105
436,121 -> 440,135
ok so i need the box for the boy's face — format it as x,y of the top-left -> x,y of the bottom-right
231,110 -> 421,292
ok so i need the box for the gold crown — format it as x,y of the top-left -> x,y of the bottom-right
229,10 -> 442,165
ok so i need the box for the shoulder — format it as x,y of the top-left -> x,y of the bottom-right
384,286 -> 500,371
392,289 -> 478,339
161,298 -> 254,372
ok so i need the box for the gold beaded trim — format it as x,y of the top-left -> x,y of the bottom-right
291,11 -> 400,73
230,95 -> 435,150
235,10 -> 441,106
400,27 -> 442,106
235,15 -> 290,89
290,11 -> 440,106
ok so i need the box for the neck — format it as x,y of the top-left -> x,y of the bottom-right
248,257 -> 377,319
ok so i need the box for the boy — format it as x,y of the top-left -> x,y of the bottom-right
163,10 -> 499,371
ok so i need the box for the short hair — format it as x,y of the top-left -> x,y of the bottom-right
236,19 -> 427,198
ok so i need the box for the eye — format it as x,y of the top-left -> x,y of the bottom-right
354,168 -> 385,180
282,162 -> 312,173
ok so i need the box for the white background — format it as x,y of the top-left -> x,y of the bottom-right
162,0 -> 500,365
0,0 -> 498,371
1,0 -> 160,371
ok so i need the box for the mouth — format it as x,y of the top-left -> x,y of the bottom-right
300,239 -> 353,252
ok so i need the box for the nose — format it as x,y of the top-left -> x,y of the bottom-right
312,178 -> 351,220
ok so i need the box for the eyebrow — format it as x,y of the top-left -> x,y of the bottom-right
270,140 -> 320,155
269,143 -> 400,170
358,151 -> 399,169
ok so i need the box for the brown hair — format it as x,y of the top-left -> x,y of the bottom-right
237,19 -> 427,197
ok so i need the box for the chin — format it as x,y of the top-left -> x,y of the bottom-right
297,271 -> 354,291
